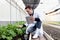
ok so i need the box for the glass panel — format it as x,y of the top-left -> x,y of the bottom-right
0,0 -> 26,25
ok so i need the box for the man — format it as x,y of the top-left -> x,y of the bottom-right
23,5 -> 43,39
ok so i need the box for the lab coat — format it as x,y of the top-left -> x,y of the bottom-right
33,10 -> 44,36
25,10 -> 44,35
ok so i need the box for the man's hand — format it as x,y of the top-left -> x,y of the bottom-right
30,16 -> 35,21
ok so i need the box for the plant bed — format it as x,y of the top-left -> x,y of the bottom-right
0,38 -> 7,40
0,21 -> 26,40
48,22 -> 60,26
12,34 -> 25,40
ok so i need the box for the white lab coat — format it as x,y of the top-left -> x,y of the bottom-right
25,10 -> 44,36
33,10 -> 44,36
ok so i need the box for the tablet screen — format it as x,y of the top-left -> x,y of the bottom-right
26,16 -> 34,24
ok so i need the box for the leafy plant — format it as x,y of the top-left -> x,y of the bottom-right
0,21 -> 26,40
16,21 -> 26,25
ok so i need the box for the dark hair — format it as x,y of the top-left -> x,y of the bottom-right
25,5 -> 32,9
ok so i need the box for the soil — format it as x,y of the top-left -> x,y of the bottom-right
12,34 -> 25,40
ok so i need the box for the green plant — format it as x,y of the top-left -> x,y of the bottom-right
0,21 -> 26,40
0,24 -> 17,40
15,21 -> 26,25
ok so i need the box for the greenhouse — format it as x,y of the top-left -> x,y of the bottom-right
0,0 -> 60,40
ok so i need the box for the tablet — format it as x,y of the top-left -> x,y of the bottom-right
26,16 -> 34,24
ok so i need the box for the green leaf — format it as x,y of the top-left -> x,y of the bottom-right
21,27 -> 26,34
7,30 -> 16,37
16,29 -> 23,35
6,36 -> 12,40
1,35 -> 6,39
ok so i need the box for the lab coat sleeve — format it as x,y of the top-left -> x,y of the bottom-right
37,11 -> 45,23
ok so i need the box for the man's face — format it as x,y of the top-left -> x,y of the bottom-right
25,8 -> 33,14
